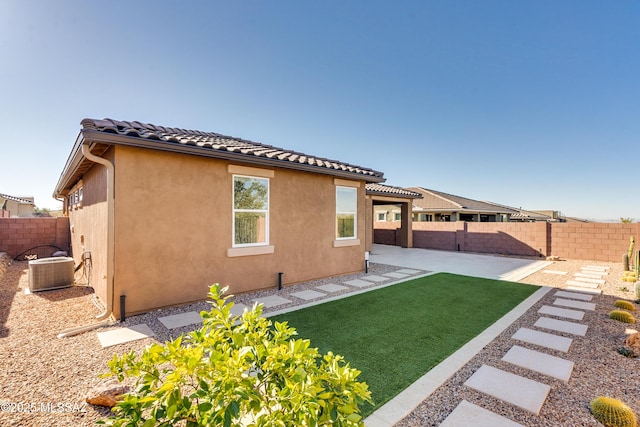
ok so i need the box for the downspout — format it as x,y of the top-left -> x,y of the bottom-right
57,143 -> 115,338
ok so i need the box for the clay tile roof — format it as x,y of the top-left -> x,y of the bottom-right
79,118 -> 384,181
0,193 -> 34,205
365,183 -> 423,199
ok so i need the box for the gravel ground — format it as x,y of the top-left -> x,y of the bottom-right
0,254 -> 638,426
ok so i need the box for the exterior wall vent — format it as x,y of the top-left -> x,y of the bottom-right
28,257 -> 74,292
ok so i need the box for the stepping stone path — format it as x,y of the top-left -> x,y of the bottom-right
441,268 -> 598,425
564,265 -> 609,293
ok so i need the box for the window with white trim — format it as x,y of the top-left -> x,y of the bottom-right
336,186 -> 357,239
233,175 -> 269,246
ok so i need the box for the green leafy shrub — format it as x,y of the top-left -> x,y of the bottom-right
614,300 -> 636,311
609,310 -> 636,324
590,396 -> 637,427
98,284 -> 373,426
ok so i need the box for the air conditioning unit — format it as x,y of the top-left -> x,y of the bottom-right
28,257 -> 74,292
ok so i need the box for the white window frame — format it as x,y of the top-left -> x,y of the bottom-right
377,212 -> 386,221
232,174 -> 270,248
336,186 -> 357,240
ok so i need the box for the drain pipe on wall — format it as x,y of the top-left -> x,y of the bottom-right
57,143 -> 115,338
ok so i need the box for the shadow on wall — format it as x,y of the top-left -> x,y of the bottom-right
0,262 -> 26,338
374,229 -> 544,258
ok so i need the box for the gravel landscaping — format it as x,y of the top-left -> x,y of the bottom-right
0,253 -> 638,426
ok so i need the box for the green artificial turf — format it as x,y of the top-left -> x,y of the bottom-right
270,272 -> 540,417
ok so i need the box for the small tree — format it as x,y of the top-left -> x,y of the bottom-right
99,285 -> 372,426
621,218 -> 634,224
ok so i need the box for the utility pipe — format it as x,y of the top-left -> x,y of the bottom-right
57,143 -> 115,338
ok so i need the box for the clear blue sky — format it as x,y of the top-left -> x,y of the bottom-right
1,1 -> 638,220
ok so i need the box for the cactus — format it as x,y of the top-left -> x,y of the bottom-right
635,282 -> 640,300
590,396 -> 638,427
614,300 -> 636,311
609,310 -> 636,324
623,253 -> 630,271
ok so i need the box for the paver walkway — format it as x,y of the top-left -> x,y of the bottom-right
438,284 -> 596,425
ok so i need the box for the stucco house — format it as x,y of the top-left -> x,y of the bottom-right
0,193 -> 35,218
373,187 -> 519,223
54,118 -> 385,318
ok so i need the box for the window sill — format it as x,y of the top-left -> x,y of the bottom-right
333,239 -> 361,248
227,245 -> 275,258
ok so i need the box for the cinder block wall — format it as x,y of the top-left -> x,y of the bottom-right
0,217 -> 70,259
375,221 -> 640,262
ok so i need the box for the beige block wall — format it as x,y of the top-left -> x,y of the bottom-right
111,145 -> 367,316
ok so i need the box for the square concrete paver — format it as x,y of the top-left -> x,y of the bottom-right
565,280 -> 599,289
315,283 -> 349,293
440,400 -> 524,427
230,303 -> 249,317
384,272 -> 410,279
554,291 -> 593,301
360,275 -> 389,283
565,286 -> 601,294
538,305 -> 585,321
583,265 -> 610,271
554,298 -> 596,311
290,289 -> 327,301
512,327 -> 573,352
395,268 -> 422,275
158,311 -> 203,329
344,279 -> 375,288
534,317 -> 588,336
543,270 -> 568,275
97,324 -> 155,348
502,345 -> 574,382
575,272 -> 607,279
464,365 -> 551,415
571,277 -> 606,285
253,295 -> 292,308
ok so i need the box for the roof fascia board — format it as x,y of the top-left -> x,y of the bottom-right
53,132 -> 86,197
82,130 -> 385,183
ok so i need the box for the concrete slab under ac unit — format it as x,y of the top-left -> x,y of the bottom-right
315,283 -> 349,293
554,291 -> 593,301
440,400 -> 524,427
538,305 -> 585,321
290,289 -> 327,301
97,324 -> 156,348
463,365 -> 551,415
554,298 -> 596,311
512,327 -> 573,352
534,317 -> 588,336
502,345 -> 574,382
158,311 -> 202,329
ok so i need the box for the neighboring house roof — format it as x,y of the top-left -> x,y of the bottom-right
0,193 -> 34,205
408,187 -> 519,214
365,183 -> 423,199
55,118 -> 385,196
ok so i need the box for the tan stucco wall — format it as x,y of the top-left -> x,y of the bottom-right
67,150 -> 110,307
111,145 -> 367,316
